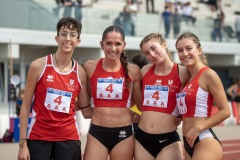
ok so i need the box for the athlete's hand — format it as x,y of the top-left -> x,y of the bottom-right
132,114 -> 141,124
185,127 -> 201,148
18,144 -> 30,160
174,116 -> 182,126
74,99 -> 80,111
130,110 -> 141,124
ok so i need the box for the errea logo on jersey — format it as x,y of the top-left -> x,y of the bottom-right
155,79 -> 162,85
119,130 -> 127,138
46,75 -> 53,82
188,84 -> 192,89
155,80 -> 174,85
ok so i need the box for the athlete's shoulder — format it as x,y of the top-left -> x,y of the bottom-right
201,67 -> 219,82
30,56 -> 46,71
178,64 -> 190,85
141,64 -> 153,76
128,63 -> 141,80
128,62 -> 140,71
84,59 -> 99,69
83,59 -> 99,77
27,56 -> 47,82
77,63 -> 86,73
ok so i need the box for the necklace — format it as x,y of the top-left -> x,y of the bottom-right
54,53 -> 72,73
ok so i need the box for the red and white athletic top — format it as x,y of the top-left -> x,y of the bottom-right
236,88 -> 240,96
142,64 -> 181,116
27,54 -> 81,141
90,58 -> 132,108
176,67 -> 213,118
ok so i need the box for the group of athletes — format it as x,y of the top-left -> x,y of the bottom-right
17,17 -> 230,160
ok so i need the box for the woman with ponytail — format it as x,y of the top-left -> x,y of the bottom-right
83,26 -> 142,160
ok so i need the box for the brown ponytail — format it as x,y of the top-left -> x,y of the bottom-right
120,50 -> 130,89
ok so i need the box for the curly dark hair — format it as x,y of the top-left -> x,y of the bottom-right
56,17 -> 82,39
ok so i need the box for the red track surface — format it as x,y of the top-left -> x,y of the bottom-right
222,139 -> 240,160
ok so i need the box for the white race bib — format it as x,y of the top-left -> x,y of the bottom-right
143,85 -> 169,108
97,78 -> 123,99
176,92 -> 187,114
44,88 -> 72,113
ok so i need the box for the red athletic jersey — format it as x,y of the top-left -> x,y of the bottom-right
176,67 -> 213,118
90,58 -> 132,108
236,88 -> 240,95
27,54 -> 81,141
142,64 -> 181,116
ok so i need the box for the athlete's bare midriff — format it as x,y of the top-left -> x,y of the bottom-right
138,111 -> 177,134
91,107 -> 132,127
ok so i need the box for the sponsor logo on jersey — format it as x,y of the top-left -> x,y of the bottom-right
155,79 -> 162,85
159,139 -> 168,143
188,84 -> 192,89
119,130 -> 127,138
46,75 -> 54,82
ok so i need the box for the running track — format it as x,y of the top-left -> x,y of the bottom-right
222,139 -> 240,160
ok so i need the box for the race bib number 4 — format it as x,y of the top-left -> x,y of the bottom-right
143,85 -> 169,108
97,78 -> 123,99
44,88 -> 72,113
176,92 -> 187,114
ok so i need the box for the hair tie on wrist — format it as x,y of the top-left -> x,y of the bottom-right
80,104 -> 90,110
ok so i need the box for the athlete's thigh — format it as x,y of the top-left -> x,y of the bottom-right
54,140 -> 81,160
83,134 -> 109,160
110,135 -> 135,160
193,138 -> 222,160
27,140 -> 52,160
157,141 -> 182,160
134,140 -> 155,160
184,153 -> 191,160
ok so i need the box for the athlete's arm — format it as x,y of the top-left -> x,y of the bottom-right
129,63 -> 142,111
77,64 -> 92,118
83,60 -> 98,98
201,69 -> 230,130
18,57 -> 45,160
